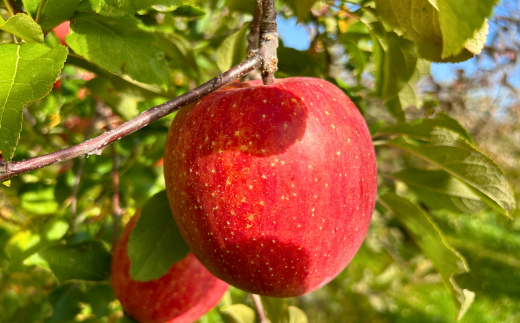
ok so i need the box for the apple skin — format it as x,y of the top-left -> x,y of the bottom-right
164,77 -> 377,297
53,21 -> 70,45
111,214 -> 229,323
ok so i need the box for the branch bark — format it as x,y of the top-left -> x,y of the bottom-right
0,55 -> 261,181
258,0 -> 279,85
247,0 -> 262,54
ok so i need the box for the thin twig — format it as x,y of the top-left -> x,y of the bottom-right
258,0 -> 278,85
71,112 -> 98,232
0,55 -> 262,181
2,0 -> 14,16
251,294 -> 268,323
96,104 -> 124,249
110,143 -> 122,249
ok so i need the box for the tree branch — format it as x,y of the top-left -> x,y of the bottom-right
0,55 -> 261,181
247,0 -> 262,54
258,0 -> 278,85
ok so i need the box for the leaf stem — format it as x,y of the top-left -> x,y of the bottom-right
251,294 -> 268,323
2,0 -> 14,16
372,140 -> 389,146
0,54 -> 262,181
35,0 -> 46,24
258,0 -> 278,85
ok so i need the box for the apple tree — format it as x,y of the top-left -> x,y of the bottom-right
0,0 -> 518,322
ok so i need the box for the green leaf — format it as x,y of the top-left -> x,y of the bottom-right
378,193 -> 474,321
157,33 -> 199,74
387,128 -> 516,216
436,0 -> 494,58
288,306 -> 309,323
397,58 -> 430,109
38,0 -> 82,30
6,218 -> 69,273
391,168 -> 486,214
377,112 -> 473,142
368,24 -> 422,120
85,78 -> 141,120
277,46 -> 321,77
221,304 -> 256,323
216,23 -> 249,72
384,97 -> 405,121
364,16 -> 418,101
226,0 -> 256,14
118,315 -> 141,323
47,283 -> 85,323
66,53 -> 169,98
30,240 -> 111,281
288,0 -> 318,22
0,227 -> 12,270
171,4 -> 205,17
374,0 -> 492,61
20,183 -> 59,214
88,0 -> 181,17
66,13 -> 169,90
84,285 -> 116,318
0,43 -> 68,160
128,190 -> 190,281
381,32 -> 418,100
0,13 -> 44,43
23,252 -> 51,269
344,41 -> 366,82
261,297 -> 289,323
22,0 -> 40,17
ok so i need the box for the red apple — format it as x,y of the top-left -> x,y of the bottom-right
164,77 -> 377,297
53,21 -> 70,45
111,214 -> 229,323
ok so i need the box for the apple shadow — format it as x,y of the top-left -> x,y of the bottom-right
199,235 -> 313,298
172,85 -> 309,158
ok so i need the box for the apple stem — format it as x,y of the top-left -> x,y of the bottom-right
251,294 -> 268,323
258,0 -> 278,85
0,55 -> 262,181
